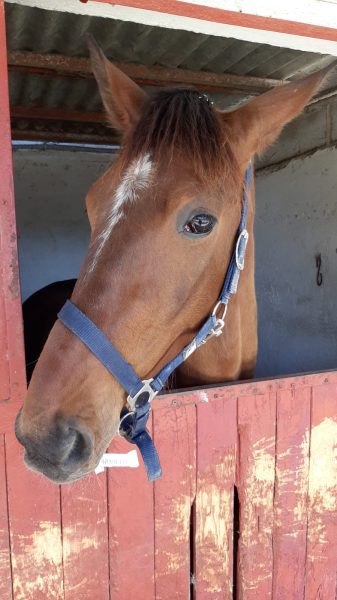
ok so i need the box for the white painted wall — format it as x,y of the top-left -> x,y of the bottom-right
255,146 -> 337,377
14,148 -> 112,301
14,144 -> 337,377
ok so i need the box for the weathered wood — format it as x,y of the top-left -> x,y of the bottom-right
107,426 -> 155,600
0,436 -> 12,600
195,396 -> 236,599
61,473 -> 110,600
153,403 -> 196,600
272,387 -> 311,599
0,288 -> 9,401
237,393 -> 276,599
0,1 -> 26,405
11,125 -> 117,145
11,106 -> 107,124
0,402 -> 25,436
305,383 -> 337,598
7,50 -> 283,94
155,371 -> 337,411
5,433 -> 64,600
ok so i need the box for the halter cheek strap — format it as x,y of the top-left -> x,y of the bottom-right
58,162 -> 252,481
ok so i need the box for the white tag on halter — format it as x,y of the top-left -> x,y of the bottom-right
95,450 -> 139,474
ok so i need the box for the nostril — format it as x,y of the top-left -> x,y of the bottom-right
65,427 -> 93,466
52,416 -> 94,467
14,413 -> 94,474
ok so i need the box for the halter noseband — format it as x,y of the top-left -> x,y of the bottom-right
58,163 -> 252,481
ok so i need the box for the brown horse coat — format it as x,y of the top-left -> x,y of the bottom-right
15,40 -> 336,482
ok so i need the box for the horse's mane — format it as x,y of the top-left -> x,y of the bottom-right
124,87 -> 240,186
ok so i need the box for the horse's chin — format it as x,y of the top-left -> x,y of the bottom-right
23,449 -> 95,484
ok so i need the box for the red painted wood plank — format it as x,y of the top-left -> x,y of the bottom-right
153,403 -> 196,600
237,393 -> 276,600
107,424 -> 155,600
0,402 -> 22,435
272,388 -> 311,599
0,0 -> 11,403
94,0 -> 337,43
305,383 -> 337,599
155,371 -> 337,413
0,0 -> 26,405
0,436 -> 12,600
5,433 -> 64,600
194,396 -> 236,599
0,291 -> 9,401
61,473 -> 109,600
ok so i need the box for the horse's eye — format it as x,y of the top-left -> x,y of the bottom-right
183,213 -> 216,236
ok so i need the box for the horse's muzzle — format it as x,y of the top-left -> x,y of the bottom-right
15,409 -> 94,483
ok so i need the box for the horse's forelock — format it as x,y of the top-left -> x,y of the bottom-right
124,88 -> 240,187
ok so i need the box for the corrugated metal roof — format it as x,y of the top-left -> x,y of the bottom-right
5,2 -> 337,142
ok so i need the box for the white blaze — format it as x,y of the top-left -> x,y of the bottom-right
89,153 -> 153,271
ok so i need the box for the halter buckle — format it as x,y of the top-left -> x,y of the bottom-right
127,378 -> 157,411
236,229 -> 249,271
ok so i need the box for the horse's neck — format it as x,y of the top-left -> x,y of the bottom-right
176,189 -> 257,387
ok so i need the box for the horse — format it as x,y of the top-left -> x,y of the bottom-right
23,279 -> 76,382
15,37 -> 336,483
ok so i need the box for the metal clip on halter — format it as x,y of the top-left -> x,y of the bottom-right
202,300 -> 228,344
126,378 -> 157,411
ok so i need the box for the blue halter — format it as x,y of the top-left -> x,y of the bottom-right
58,163 -> 252,481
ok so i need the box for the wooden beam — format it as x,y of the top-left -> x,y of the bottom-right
11,128 -> 117,144
11,105 -> 107,124
8,50 -> 283,95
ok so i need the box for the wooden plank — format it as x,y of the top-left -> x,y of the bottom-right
194,396 -> 236,599
153,403 -> 196,600
0,0 -> 12,402
107,424 -> 155,600
237,393 -> 276,599
0,0 -> 26,406
305,383 -> 337,599
0,287 -> 9,401
154,371 -> 337,413
0,436 -> 12,600
11,106 -> 106,124
7,50 -> 282,94
61,473 -> 109,600
272,387 -> 311,599
0,402 -> 24,436
93,0 -> 337,44
5,433 -> 64,600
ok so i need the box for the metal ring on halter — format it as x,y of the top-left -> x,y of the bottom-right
118,410 -> 135,438
212,300 -> 228,322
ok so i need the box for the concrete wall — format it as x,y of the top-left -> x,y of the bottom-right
257,94 -> 337,170
14,148 -> 111,301
255,146 -> 337,377
14,121 -> 337,377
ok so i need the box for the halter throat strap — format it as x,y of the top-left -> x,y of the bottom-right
57,162 -> 252,481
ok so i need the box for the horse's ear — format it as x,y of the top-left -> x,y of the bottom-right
224,61 -> 337,164
87,35 -> 147,133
